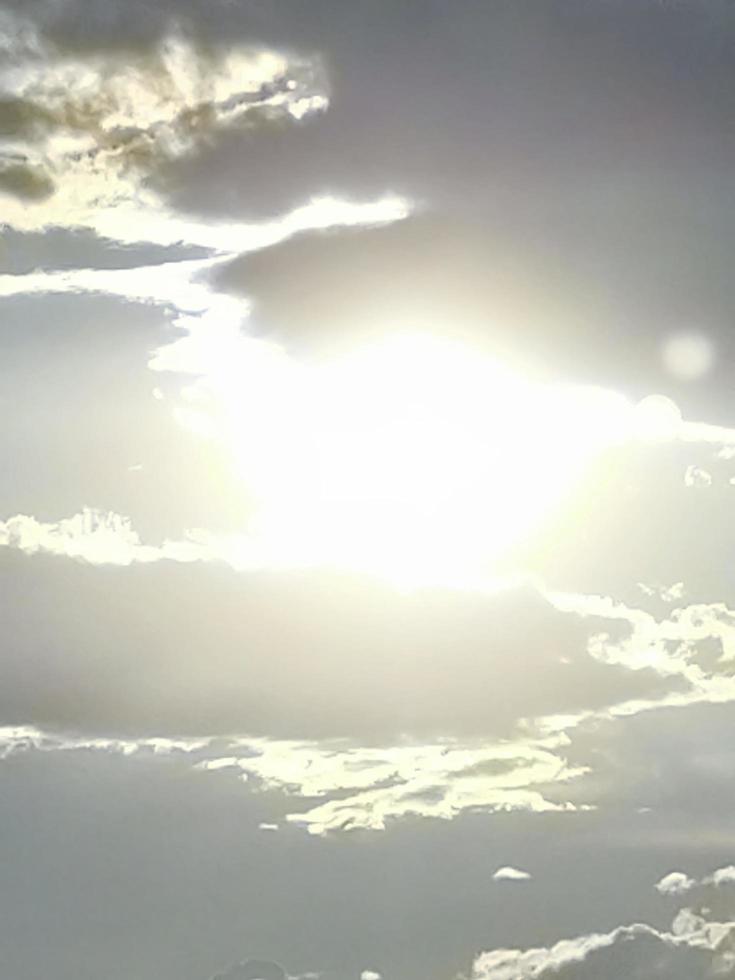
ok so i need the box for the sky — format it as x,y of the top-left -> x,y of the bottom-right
4,1 -> 735,978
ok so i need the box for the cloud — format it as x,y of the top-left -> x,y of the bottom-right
4,0 -> 735,851
470,925 -> 660,980
0,13 -> 330,242
0,535 -> 702,833
9,11 -> 735,617
0,7 -> 412,570
0,195 -> 408,296
0,508 -> 207,566
637,581 -> 685,604
199,732 -> 592,835
211,217 -> 502,353
684,464 -> 713,488
0,724 -> 207,761
545,591 -> 735,724
659,866 -> 735,895
0,154 -> 54,199
492,866 -> 532,882
0,9 -> 409,258
470,865 -> 735,979
656,872 -> 696,896
0,547 -> 682,744
710,868 -> 735,887
0,715 -> 589,835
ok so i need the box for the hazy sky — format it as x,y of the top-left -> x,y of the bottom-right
4,2 -> 735,979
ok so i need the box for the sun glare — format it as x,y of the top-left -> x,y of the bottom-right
184,332 -> 660,587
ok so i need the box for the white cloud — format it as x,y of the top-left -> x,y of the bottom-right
198,757 -> 240,773
0,508 -> 207,566
684,464 -> 713,487
656,871 -> 696,895
197,734 -> 591,835
0,718 -> 590,836
545,590 -> 735,731
492,866 -> 532,881
666,865 -> 735,892
711,867 -> 735,887
471,866 -> 735,979
0,714 -> 602,838
470,925 -> 655,980
637,581 -> 685,604
0,724 -> 207,760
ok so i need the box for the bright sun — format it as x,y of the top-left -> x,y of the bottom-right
182,332 -> 669,588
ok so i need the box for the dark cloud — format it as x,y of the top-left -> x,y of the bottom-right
0,550 -> 680,740
211,202 -> 735,419
0,24 -> 322,235
0,96 -> 56,139
213,217 -> 532,357
0,158 -> 54,200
